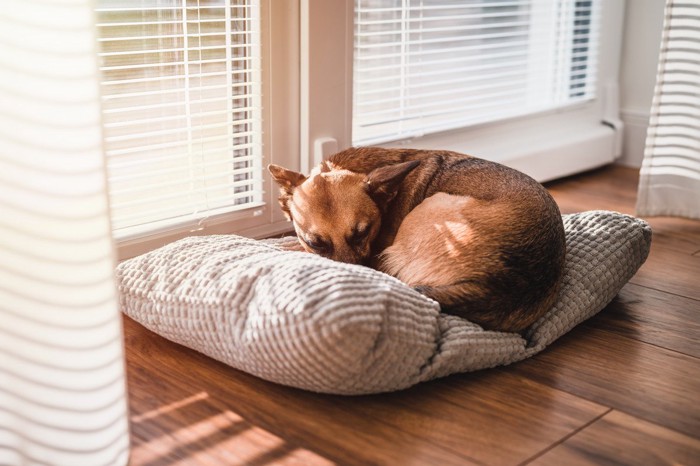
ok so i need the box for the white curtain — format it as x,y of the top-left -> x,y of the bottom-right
0,1 -> 130,465
637,0 -> 700,219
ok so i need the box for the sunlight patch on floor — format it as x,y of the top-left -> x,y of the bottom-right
132,405 -> 335,465
131,392 -> 210,423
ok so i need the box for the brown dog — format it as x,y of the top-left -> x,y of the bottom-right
268,147 -> 566,333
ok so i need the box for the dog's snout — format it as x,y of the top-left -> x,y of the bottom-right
332,243 -> 368,266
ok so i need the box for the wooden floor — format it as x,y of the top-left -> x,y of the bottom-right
122,164 -> 700,466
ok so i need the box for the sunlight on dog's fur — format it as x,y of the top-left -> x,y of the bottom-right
268,147 -> 566,333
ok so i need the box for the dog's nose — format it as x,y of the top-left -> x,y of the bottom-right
334,245 -> 364,265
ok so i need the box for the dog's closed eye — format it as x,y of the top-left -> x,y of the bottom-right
348,224 -> 371,245
302,235 -> 331,253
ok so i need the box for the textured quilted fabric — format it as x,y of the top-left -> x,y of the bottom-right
117,210 -> 651,394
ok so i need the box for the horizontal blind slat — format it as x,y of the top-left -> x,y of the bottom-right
97,18 -> 252,28
101,68 -> 259,86
102,95 -> 258,113
96,5 -> 253,12
100,57 -> 252,72
111,174 -> 258,205
357,75 -> 529,106
355,8 -> 593,26
98,31 -> 256,43
98,44 -> 252,57
355,19 -> 595,39
356,58 -> 598,86
358,88 -> 528,123
355,1 -> 532,14
355,48 -> 597,74
105,135 -> 256,157
353,0 -> 600,145
103,122 -> 253,143
355,25 -> 598,48
109,155 -> 256,182
103,112 -> 258,129
354,36 -> 597,61
101,82 -> 253,100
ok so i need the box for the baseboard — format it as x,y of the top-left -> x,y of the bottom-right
619,108 -> 650,168
621,108 -> 651,127
505,124 -> 617,182
380,101 -> 622,183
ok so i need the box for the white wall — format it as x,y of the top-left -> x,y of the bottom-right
618,0 -> 666,167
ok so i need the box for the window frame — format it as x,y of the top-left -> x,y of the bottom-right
113,0 -> 300,260
301,0 -> 626,182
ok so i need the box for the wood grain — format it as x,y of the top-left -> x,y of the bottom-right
545,165 -> 639,216
344,371 -> 607,465
584,282 -> 700,358
510,326 -> 700,438
531,410 -> 700,466
629,243 -> 700,300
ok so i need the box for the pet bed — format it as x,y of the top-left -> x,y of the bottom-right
117,210 -> 651,395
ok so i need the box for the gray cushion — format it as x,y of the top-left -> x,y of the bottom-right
116,210 -> 651,394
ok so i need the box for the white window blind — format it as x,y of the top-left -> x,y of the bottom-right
353,0 -> 599,146
96,0 -> 263,239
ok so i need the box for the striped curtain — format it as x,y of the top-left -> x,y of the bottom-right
0,1 -> 130,465
637,1 -> 700,219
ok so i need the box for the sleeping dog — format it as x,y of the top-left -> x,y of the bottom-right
268,147 -> 566,333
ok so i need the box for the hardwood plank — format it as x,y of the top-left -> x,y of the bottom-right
124,316 -> 479,466
123,316 -> 607,466
530,410 -> 700,466
584,282 -> 700,358
127,366 -> 334,465
511,326 -> 700,438
545,165 -> 639,215
629,241 -> 700,301
347,371 -> 608,466
642,216 -> 700,255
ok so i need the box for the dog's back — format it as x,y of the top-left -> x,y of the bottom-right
329,148 -> 566,333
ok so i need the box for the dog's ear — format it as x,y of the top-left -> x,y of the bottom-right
268,164 -> 307,219
268,164 -> 307,193
365,160 -> 420,206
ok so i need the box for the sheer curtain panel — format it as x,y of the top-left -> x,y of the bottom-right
0,1 -> 130,465
637,0 -> 700,219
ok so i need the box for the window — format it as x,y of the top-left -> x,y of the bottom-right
353,0 -> 600,146
97,0 -> 263,239
94,0 -> 624,255
302,0 -> 625,182
96,0 -> 299,258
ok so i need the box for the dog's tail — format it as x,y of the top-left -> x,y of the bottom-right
414,281 -> 559,334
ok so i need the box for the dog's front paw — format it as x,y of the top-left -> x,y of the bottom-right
413,285 -> 434,297
281,240 -> 307,253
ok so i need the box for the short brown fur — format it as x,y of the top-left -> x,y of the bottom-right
268,147 -> 566,333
